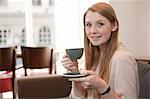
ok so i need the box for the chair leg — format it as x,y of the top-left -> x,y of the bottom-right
25,68 -> 27,76
13,91 -> 16,99
12,76 -> 16,99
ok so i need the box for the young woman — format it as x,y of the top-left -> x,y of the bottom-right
61,2 -> 139,99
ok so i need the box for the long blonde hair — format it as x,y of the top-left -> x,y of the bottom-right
83,2 -> 119,98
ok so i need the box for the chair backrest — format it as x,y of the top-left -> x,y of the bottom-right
21,46 -> 53,76
138,63 -> 150,99
16,75 -> 72,99
0,47 -> 16,98
0,47 -> 16,71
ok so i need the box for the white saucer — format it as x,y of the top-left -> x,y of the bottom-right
62,74 -> 88,78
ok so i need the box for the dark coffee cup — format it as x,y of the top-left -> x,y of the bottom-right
66,48 -> 83,60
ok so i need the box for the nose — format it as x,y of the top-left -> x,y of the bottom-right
90,24 -> 97,34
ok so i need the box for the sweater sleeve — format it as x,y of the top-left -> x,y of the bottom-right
110,51 -> 139,99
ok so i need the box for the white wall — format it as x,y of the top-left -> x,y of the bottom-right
110,0 -> 150,58
0,0 -> 55,47
54,0 -> 109,51
148,1 -> 150,56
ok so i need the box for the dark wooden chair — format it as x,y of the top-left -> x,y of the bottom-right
15,75 -> 72,99
138,63 -> 150,99
0,47 -> 16,99
21,46 -> 53,76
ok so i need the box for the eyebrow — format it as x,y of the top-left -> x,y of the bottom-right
96,19 -> 105,23
85,19 -> 105,23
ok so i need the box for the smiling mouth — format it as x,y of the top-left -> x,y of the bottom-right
91,35 -> 102,39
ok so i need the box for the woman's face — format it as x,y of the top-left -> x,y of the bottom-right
85,10 -> 115,48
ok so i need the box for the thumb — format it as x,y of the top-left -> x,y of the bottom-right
80,70 -> 95,75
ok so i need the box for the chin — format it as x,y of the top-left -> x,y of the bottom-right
91,42 -> 101,46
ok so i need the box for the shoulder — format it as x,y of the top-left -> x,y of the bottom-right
112,45 -> 135,63
110,45 -> 137,71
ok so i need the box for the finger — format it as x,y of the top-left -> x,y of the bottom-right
80,70 -> 96,75
62,60 -> 72,66
61,57 -> 70,63
61,60 -> 74,67
62,54 -> 69,58
64,64 -> 76,70
82,82 -> 91,87
62,60 -> 77,67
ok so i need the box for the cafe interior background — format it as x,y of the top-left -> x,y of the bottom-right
0,0 -> 150,98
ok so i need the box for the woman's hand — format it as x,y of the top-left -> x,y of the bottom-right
69,70 -> 109,93
61,54 -> 79,72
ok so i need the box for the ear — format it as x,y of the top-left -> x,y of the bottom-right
112,22 -> 118,32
